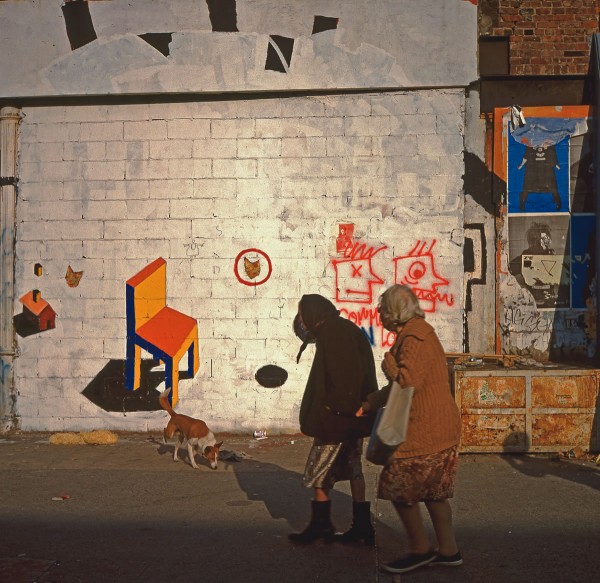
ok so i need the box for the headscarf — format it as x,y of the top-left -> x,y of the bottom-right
294,294 -> 340,363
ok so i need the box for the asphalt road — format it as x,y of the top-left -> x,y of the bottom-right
0,433 -> 598,583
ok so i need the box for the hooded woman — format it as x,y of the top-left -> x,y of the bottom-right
288,294 -> 378,545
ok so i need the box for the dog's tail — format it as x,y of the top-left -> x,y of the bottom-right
159,388 -> 175,416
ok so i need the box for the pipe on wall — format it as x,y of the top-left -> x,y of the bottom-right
0,106 -> 21,430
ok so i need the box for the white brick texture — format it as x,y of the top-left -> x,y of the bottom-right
14,91 -> 465,432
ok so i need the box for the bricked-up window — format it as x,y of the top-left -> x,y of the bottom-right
480,0 -> 600,76
479,36 -> 509,76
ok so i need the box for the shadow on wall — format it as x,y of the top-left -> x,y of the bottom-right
81,358 -> 289,412
81,359 -> 190,412
501,431 -> 600,491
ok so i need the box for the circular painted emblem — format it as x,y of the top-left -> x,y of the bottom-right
234,248 -> 273,286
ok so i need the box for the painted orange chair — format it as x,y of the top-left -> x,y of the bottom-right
125,258 -> 199,406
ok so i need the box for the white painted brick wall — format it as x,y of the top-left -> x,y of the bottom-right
14,90 -> 465,432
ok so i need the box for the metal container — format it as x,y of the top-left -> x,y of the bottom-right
451,364 -> 599,453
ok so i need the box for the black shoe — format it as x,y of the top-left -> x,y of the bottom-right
429,551 -> 463,567
333,524 -> 375,546
288,525 -> 334,544
333,501 -> 375,546
288,500 -> 335,544
381,550 -> 436,574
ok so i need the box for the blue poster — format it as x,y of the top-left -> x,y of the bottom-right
570,215 -> 596,310
508,119 -> 570,214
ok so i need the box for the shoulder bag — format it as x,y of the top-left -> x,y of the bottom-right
366,381 -> 414,465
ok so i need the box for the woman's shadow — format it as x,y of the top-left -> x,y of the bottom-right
221,453 -> 399,541
501,431 -> 600,491
224,456 -> 314,529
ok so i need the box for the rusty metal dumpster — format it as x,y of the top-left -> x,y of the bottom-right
451,365 -> 600,453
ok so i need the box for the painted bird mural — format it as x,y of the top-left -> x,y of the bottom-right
244,256 -> 261,279
65,265 -> 84,288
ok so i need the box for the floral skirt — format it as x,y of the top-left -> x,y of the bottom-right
377,446 -> 458,504
303,438 -> 364,489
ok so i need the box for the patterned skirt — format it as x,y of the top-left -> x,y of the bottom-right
303,438 -> 364,489
377,446 -> 458,505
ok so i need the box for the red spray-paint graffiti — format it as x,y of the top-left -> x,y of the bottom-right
336,223 -> 355,254
339,306 -> 396,348
332,242 -> 387,304
393,240 -> 454,313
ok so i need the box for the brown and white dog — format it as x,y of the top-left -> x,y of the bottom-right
159,388 -> 223,469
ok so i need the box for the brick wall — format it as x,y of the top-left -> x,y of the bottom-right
14,92 -> 465,432
482,0 -> 600,75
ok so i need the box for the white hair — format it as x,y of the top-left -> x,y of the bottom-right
378,285 -> 425,325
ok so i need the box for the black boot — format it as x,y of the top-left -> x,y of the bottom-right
333,501 -> 375,546
288,500 -> 335,544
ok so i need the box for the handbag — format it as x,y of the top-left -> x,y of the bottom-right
366,381 -> 414,465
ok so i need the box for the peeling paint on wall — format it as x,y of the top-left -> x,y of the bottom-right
265,35 -> 294,73
62,0 -> 98,51
0,0 -> 477,97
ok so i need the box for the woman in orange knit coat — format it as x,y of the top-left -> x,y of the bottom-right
358,284 -> 462,575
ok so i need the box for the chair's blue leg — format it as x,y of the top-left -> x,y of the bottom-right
125,337 -> 135,391
165,358 -> 173,405
187,342 -> 195,377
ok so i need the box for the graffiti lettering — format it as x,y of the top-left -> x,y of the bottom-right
504,306 -> 552,334
340,306 -> 380,328
339,307 -> 396,348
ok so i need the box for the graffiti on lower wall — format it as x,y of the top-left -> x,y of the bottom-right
393,240 -> 455,313
338,305 -> 397,348
332,241 -> 387,304
332,227 -> 455,347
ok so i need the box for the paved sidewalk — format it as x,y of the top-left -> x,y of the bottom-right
0,432 -> 598,583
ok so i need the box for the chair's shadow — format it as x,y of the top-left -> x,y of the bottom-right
81,358 -> 191,412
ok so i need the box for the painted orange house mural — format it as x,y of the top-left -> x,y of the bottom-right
17,290 -> 57,334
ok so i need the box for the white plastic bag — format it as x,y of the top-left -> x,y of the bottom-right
366,382 -> 414,465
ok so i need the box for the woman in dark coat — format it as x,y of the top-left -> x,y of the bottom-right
288,294 -> 378,545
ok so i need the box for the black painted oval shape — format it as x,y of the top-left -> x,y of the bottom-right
255,365 -> 288,388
